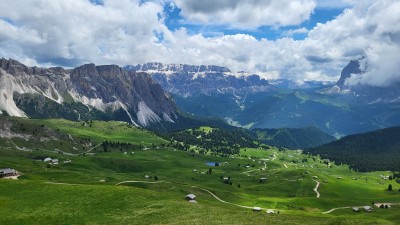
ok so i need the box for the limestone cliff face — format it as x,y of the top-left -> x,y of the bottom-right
125,62 -> 273,96
0,58 -> 177,127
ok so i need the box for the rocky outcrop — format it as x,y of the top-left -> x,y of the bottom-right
0,58 -> 177,127
125,62 -> 273,96
336,58 -> 364,88
333,56 -> 400,104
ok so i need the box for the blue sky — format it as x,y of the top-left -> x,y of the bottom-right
0,0 -> 399,85
164,5 -> 345,41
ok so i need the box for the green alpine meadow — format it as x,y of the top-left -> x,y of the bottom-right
1,0 -> 400,224
1,117 -> 400,224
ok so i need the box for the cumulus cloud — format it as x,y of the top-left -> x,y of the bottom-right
0,0 -> 167,66
0,0 -> 399,86
173,0 -> 317,29
282,27 -> 309,37
316,0 -> 355,9
307,0 -> 400,86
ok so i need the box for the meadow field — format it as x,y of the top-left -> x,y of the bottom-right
0,118 -> 399,224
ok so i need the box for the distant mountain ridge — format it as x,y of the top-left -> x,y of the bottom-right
125,62 -> 274,96
137,60 -> 400,137
0,58 -> 178,127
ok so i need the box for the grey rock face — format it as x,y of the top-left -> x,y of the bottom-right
334,56 -> 400,104
125,63 -> 273,96
0,58 -> 177,127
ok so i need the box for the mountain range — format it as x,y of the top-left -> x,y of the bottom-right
0,58 -> 178,128
125,62 -> 274,96
1,57 -> 399,138
127,58 -> 400,137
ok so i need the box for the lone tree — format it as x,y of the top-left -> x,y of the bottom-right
154,176 -> 158,181
388,184 -> 393,191
208,168 -> 212,175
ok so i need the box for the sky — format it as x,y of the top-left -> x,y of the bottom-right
0,0 -> 399,86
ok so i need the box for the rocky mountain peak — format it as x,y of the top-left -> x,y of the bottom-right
0,59 -> 178,128
126,62 -> 231,74
336,56 -> 368,87
125,62 -> 272,96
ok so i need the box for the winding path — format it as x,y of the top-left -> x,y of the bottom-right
115,180 -> 277,211
115,180 -> 164,186
313,181 -> 320,198
283,164 -> 288,168
191,186 -> 254,209
323,206 -> 365,214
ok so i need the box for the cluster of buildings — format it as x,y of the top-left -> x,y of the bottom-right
43,157 -> 71,165
0,168 -> 20,178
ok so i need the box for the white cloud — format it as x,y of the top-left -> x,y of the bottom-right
0,0 -> 167,66
0,0 -> 399,86
316,0 -> 355,9
307,0 -> 400,86
282,27 -> 309,37
173,0 -> 317,29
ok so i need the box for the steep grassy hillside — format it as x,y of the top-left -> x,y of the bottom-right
0,116 -> 166,155
305,126 -> 400,172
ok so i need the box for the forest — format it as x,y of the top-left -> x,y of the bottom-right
305,126 -> 400,172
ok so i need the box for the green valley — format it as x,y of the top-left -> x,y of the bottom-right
1,116 -> 400,224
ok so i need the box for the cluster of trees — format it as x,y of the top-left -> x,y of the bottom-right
101,141 -> 139,152
305,126 -> 400,172
161,128 -> 259,156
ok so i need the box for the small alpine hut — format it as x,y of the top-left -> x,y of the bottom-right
364,206 -> 374,212
253,207 -> 261,212
0,168 -> 18,178
185,194 -> 197,203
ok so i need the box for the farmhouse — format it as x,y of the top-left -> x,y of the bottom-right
253,207 -> 261,211
352,207 -> 360,212
364,206 -> 374,212
43,157 -> 52,162
260,177 -> 267,183
185,194 -> 196,201
0,168 -> 18,178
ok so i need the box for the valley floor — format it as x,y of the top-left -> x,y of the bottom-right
1,146 -> 400,225
0,118 -> 399,224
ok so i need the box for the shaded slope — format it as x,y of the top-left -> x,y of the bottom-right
305,126 -> 400,172
253,127 -> 336,149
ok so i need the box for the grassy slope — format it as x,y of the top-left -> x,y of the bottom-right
0,118 -> 400,224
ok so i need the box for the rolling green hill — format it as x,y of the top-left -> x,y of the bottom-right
305,126 -> 400,172
159,126 -> 259,156
253,127 -> 336,149
1,116 -> 400,224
